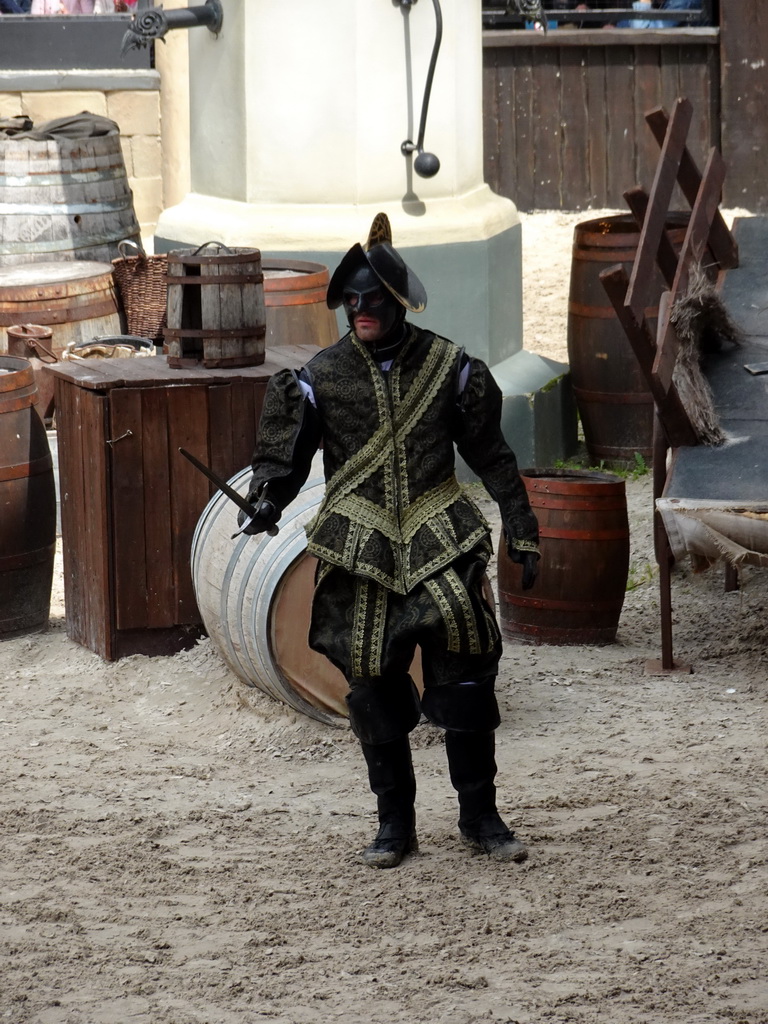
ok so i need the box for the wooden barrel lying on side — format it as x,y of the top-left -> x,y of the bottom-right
498,469 -> 629,646
191,462 -> 349,725
263,259 -> 339,349
0,355 -> 57,637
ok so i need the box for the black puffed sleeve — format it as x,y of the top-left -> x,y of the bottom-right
246,368 -> 322,513
454,357 -> 539,560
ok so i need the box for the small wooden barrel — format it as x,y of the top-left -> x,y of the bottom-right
498,469 -> 629,645
164,243 -> 266,369
263,259 -> 339,349
0,133 -> 140,266
0,262 -> 122,354
0,355 -> 57,637
5,324 -> 57,422
568,213 -> 689,469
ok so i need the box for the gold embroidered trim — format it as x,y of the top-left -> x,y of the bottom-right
309,541 -> 400,591
352,577 -> 387,677
315,560 -> 334,587
325,477 -> 465,546
352,579 -> 368,678
333,492 -> 398,539
307,520 -> 491,595
401,477 -> 464,542
448,565 -> 482,654
370,583 -> 387,676
424,567 -> 485,656
423,576 -> 458,652
319,331 -> 456,511
511,538 -> 540,554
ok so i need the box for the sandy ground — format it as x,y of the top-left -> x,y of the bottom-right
2,211 -> 767,1024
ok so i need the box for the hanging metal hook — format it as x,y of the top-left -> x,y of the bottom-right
398,0 -> 442,179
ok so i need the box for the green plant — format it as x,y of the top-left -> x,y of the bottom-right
626,560 -> 656,591
548,452 -> 649,480
629,451 -> 649,479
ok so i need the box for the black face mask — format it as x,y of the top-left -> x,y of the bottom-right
342,263 -> 403,340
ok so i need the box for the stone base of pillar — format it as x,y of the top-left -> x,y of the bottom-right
154,187 -> 523,365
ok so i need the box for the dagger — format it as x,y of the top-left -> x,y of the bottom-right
178,447 -> 279,539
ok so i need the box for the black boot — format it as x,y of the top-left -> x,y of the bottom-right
445,730 -> 528,863
359,737 -> 418,869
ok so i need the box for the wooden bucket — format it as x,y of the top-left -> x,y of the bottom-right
164,243 -> 266,369
497,469 -> 629,645
5,324 -> 57,423
263,259 -> 339,349
0,355 -> 57,637
0,262 -> 122,354
567,213 -> 689,469
0,133 -> 140,266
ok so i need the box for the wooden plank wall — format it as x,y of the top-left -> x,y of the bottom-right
483,31 -> 720,211
720,0 -> 768,212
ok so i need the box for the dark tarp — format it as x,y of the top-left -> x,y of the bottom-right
0,112 -> 119,140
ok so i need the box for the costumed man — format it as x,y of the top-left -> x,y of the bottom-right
240,215 -> 539,869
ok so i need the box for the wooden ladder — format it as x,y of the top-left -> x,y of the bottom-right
599,97 -> 739,672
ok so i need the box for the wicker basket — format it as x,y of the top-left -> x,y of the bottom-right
111,239 -> 168,345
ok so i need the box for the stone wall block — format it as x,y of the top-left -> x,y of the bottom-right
21,91 -> 108,125
130,135 -> 162,180
130,176 -> 164,228
107,91 -> 160,137
120,137 -> 134,178
0,95 -> 23,119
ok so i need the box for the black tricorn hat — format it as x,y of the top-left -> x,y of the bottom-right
326,240 -> 427,313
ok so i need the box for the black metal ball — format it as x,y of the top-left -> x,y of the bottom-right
414,151 -> 440,178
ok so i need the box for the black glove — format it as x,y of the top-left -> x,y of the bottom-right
520,551 -> 539,591
237,498 -> 278,536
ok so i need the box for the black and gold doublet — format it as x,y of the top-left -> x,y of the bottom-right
248,325 -> 538,683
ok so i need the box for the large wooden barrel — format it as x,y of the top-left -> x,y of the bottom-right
498,469 -> 629,645
0,355 -> 57,637
567,213 -> 689,469
0,133 -> 140,266
191,461 -> 348,725
263,259 -> 339,349
0,262 -> 121,355
165,243 -> 265,369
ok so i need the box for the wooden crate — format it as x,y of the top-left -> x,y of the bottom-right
49,347 -> 318,660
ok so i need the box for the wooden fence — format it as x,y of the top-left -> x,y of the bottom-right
482,0 -> 768,212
